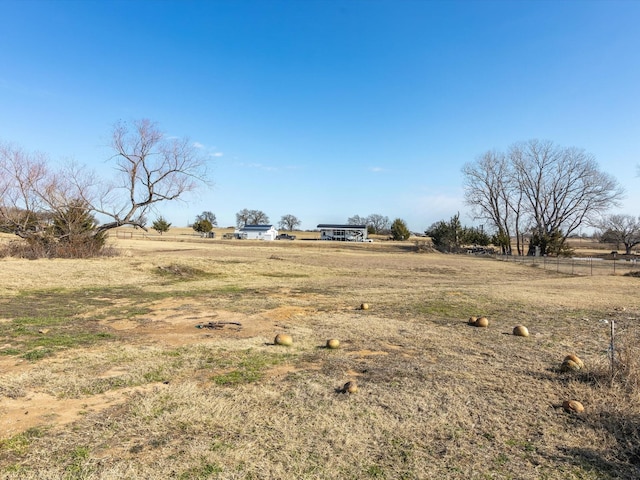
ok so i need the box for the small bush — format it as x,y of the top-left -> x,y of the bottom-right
0,239 -> 117,259
0,200 -> 114,259
390,218 -> 411,241
611,339 -> 640,391
587,326 -> 640,392
414,239 -> 435,253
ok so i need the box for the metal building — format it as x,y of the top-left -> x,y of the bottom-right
234,224 -> 279,241
317,224 -> 368,242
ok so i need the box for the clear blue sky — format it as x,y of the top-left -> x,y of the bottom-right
2,0 -> 639,232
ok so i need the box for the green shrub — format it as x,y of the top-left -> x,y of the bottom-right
390,218 -> 410,241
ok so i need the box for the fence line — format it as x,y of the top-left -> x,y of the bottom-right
494,254 -> 640,276
110,231 -> 209,241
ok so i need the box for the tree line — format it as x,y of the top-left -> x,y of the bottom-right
148,209 -> 416,242
2,124 -> 635,257
461,139 -> 624,255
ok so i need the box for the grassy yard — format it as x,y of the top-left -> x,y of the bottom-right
0,234 -> 639,479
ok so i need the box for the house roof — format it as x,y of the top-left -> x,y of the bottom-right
239,224 -> 274,231
317,224 -> 367,229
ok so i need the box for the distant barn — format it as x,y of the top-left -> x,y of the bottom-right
317,224 -> 368,242
234,224 -> 278,241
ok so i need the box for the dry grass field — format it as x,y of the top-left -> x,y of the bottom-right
1,230 -> 640,479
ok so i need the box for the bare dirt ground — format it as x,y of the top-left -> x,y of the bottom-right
1,233 -> 639,479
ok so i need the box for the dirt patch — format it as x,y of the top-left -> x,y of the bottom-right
0,357 -> 32,377
0,385 -> 166,439
261,305 -> 314,322
2,296 -> 320,439
100,296 -> 300,346
346,349 -> 389,357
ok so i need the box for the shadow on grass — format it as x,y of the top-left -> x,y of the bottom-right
544,411 -> 640,479
524,364 -> 640,478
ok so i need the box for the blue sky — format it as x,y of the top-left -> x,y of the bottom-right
1,0 -> 639,232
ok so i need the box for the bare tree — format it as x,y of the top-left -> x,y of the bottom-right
462,150 -> 524,254
347,214 -> 367,225
236,208 -> 269,227
249,210 -> 269,225
93,119 -> 209,233
0,144 -> 106,257
512,140 -> 623,255
0,119 -> 209,251
0,144 -> 95,240
0,142 -> 52,237
196,211 -> 217,226
367,214 -> 389,234
279,214 -> 301,231
463,139 -> 623,256
235,208 -> 251,227
595,214 -> 640,255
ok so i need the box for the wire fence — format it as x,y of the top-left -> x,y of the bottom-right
494,254 -> 640,276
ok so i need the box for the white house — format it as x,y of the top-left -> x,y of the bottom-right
234,224 -> 278,241
317,224 -> 369,242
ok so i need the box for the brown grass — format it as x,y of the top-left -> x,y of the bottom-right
0,233 -> 639,479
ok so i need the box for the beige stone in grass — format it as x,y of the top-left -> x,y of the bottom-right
326,338 -> 340,349
513,325 -> 529,337
562,400 -> 584,413
563,354 -> 585,369
343,381 -> 358,394
360,303 -> 370,310
468,316 -> 478,326
560,359 -> 581,372
475,316 -> 489,328
274,333 -> 293,346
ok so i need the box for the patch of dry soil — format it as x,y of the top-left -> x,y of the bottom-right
1,298 -> 318,439
102,298 -> 316,346
0,385 -> 165,439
